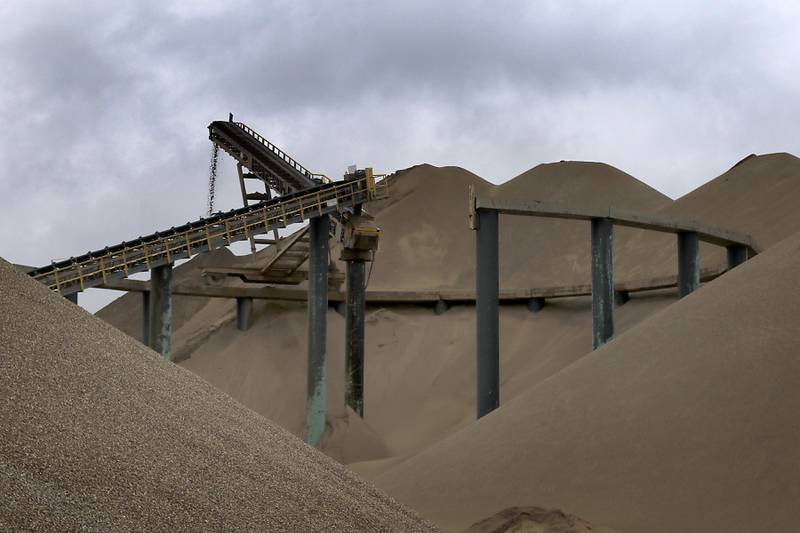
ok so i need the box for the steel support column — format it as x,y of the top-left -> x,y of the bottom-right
142,291 -> 150,346
727,244 -> 748,270
148,263 -> 173,360
236,297 -> 254,331
305,214 -> 329,445
677,231 -> 700,298
591,218 -> 614,349
475,208 -> 499,418
345,259 -> 366,417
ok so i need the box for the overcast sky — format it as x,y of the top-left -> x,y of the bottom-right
1,0 -> 799,312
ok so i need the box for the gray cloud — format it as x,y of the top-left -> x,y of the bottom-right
1,0 -> 798,311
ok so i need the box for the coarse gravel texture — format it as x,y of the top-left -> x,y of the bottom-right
0,258 -> 437,532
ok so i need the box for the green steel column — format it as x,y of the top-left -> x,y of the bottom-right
142,291 -> 150,346
475,208 -> 499,418
236,297 -> 254,331
345,259 -> 366,417
677,231 -> 700,298
305,215 -> 329,446
591,218 -> 614,349
148,264 -> 173,360
727,244 -> 748,270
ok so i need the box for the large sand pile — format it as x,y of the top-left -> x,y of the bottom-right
0,258 -> 434,531
374,230 -> 800,533
619,152 -> 800,280
95,154 -> 800,482
128,161 -> 678,462
364,162 -> 670,291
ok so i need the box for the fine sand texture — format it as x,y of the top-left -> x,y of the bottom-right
374,230 -> 800,533
0,258 -> 436,532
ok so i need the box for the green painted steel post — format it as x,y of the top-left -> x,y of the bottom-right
345,259 -> 366,417
591,218 -> 614,349
148,264 -> 173,360
236,297 -> 254,331
475,208 -> 500,418
142,291 -> 150,346
305,214 -> 329,445
677,231 -> 700,298
727,244 -> 748,269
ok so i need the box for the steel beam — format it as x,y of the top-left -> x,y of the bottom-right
677,231 -> 700,298
236,297 -> 254,331
305,214 -> 329,445
148,264 -> 173,360
475,208 -> 499,418
142,291 -> 150,346
345,259 -> 366,417
727,244 -> 748,270
591,218 -> 614,349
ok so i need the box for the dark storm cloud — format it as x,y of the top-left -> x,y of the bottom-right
1,0 -> 798,311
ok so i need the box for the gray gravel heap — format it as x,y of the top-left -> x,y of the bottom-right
0,258 -> 436,532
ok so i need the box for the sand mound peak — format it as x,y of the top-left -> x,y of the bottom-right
464,506 -> 617,533
497,160 -> 671,211
0,258 -> 434,531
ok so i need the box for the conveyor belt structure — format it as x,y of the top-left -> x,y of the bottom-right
28,175 -> 388,296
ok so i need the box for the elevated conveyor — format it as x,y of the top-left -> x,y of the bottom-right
29,175 -> 388,296
209,118 -> 330,196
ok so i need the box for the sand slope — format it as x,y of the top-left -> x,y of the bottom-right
374,230 -> 800,533
146,162 -> 677,461
618,152 -> 800,280
0,258 -> 435,532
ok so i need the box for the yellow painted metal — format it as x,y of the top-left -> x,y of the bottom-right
33,174 -> 391,293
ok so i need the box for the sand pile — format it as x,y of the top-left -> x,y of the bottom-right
0,258 -> 434,531
363,162 -> 670,291
618,152 -> 800,280
463,506 -> 617,533
374,230 -> 800,533
129,162 -> 677,461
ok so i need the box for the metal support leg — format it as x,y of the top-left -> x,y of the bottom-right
727,244 -> 748,270
591,218 -> 614,349
65,292 -> 78,304
148,264 -> 173,360
475,209 -> 499,418
142,291 -> 151,346
345,259 -> 366,417
305,214 -> 329,445
614,290 -> 630,307
236,297 -> 254,331
678,231 -> 700,298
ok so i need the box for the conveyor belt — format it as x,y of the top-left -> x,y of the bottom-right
209,119 -> 329,196
29,176 -> 388,296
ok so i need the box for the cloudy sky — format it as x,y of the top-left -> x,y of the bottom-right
1,0 -> 798,311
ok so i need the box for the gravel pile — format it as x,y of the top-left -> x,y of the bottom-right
0,258 -> 435,532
